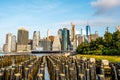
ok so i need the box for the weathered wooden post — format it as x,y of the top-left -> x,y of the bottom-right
65,65 -> 69,80
0,73 -> 3,80
5,69 -> 10,80
85,69 -> 90,80
111,65 -> 118,80
40,68 -> 45,80
37,74 -> 44,80
79,74 -> 84,80
62,63 -> 65,74
55,67 -> 59,80
76,65 -> 81,80
117,69 -> 120,80
10,68 -> 15,80
81,63 -> 84,74
69,68 -> 75,80
14,73 -> 21,80
24,68 -> 29,80
98,75 -> 105,80
100,68 -> 105,76
59,74 -> 65,80
89,65 -> 96,80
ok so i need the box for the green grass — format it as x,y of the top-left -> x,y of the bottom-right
76,54 -> 120,63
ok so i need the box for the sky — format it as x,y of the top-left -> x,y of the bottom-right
0,0 -> 120,48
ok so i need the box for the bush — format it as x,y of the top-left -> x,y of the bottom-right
102,49 -> 120,55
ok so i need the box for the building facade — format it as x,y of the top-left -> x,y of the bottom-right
17,28 -> 29,52
58,29 -> 62,44
52,36 -> 61,51
62,28 -> 68,50
86,25 -> 91,43
71,23 -> 75,42
6,33 -> 12,52
11,35 -> 16,52
17,28 -> 29,45
32,31 -> 40,50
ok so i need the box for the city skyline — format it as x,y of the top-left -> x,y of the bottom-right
0,0 -> 120,48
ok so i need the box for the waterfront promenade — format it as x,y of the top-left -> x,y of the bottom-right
0,52 -> 120,80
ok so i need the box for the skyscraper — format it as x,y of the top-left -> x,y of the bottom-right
62,28 -> 68,50
17,27 -> 29,45
58,29 -> 62,45
71,23 -> 75,42
11,35 -> 16,52
17,27 -> 29,52
67,30 -> 71,50
86,25 -> 91,43
32,31 -> 40,50
6,33 -> 12,52
52,36 -> 61,51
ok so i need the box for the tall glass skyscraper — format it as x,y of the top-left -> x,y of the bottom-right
86,25 -> 91,42
62,28 -> 68,50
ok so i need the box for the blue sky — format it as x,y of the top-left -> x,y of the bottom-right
0,0 -> 120,48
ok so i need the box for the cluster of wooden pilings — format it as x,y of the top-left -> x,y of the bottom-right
0,55 -> 46,80
1,54 -> 120,80
47,55 -> 120,80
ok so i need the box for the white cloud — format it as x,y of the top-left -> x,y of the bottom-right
91,0 -> 120,15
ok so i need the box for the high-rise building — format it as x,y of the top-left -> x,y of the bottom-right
3,33 -> 17,52
86,25 -> 91,43
5,33 -> 12,52
71,23 -> 75,42
32,31 -> 40,50
67,30 -> 71,50
52,36 -> 61,51
58,29 -> 62,44
17,27 -> 29,45
62,28 -> 68,50
11,35 -> 16,52
17,28 -> 30,52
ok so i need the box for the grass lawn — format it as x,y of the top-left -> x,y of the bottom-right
76,54 -> 120,63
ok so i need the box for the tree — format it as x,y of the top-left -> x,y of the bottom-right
104,31 -> 113,48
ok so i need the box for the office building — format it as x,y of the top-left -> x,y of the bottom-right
32,31 -> 40,50
52,36 -> 61,51
11,35 -> 16,52
17,27 -> 29,45
86,25 -> 91,43
6,33 -> 12,52
71,23 -> 75,42
62,28 -> 68,50
67,30 -> 71,50
17,27 -> 29,52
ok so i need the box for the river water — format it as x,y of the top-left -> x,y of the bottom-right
0,52 -> 50,80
